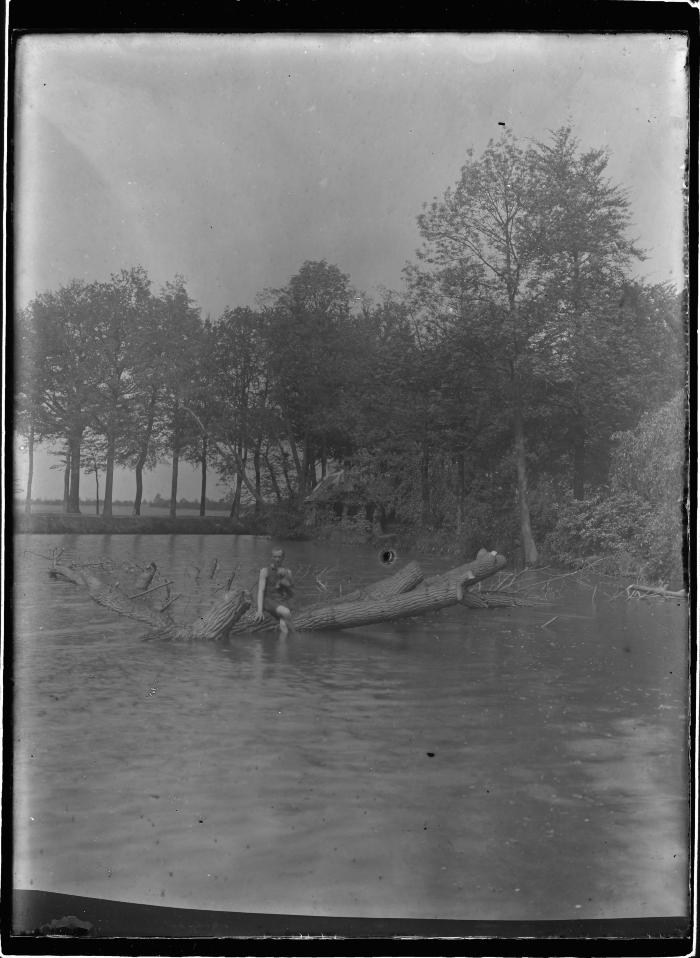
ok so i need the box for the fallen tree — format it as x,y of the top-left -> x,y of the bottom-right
323,559 -> 423,603
50,563 -> 251,641
49,549 -> 509,640
229,549 -> 506,634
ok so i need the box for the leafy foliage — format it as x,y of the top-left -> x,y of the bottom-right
15,127 -> 687,583
544,392 -> 687,581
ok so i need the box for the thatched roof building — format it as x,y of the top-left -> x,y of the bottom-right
304,470 -> 360,504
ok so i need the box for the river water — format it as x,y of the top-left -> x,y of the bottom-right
11,534 -> 689,922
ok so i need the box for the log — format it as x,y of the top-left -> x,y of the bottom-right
144,588 -> 252,642
229,550 -> 506,634
51,565 -> 177,632
50,564 -> 251,641
334,560 -> 424,602
422,548 -> 503,588
626,583 -> 686,599
51,549 -> 505,639
227,560 -> 425,635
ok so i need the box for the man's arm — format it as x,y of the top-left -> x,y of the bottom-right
256,568 -> 268,617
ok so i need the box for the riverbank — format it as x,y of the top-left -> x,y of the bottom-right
12,513 -> 257,536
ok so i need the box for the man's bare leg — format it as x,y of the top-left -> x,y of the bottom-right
276,604 -> 292,637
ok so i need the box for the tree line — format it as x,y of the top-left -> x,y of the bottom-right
15,127 -> 686,572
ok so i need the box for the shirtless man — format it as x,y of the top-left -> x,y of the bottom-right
254,547 -> 294,635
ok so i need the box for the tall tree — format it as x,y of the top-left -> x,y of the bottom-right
157,277 -> 202,517
264,260 -> 355,500
23,280 -> 102,512
181,318 -> 219,516
527,127 -> 646,497
15,306 -> 45,513
118,284 -> 171,516
89,266 -> 154,516
408,133 -> 546,562
209,306 -> 268,515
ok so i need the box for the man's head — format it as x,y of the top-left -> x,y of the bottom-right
271,548 -> 285,567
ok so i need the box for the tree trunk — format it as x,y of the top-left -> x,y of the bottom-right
52,553 -> 528,642
308,457 -> 318,491
230,472 -> 242,519
133,390 -> 157,516
224,443 -> 266,513
284,420 -> 303,499
253,439 -> 262,515
170,449 -> 179,518
456,452 -> 465,535
421,431 -> 430,526
63,447 -> 71,512
572,413 -> 586,500
299,433 -> 310,501
94,466 -> 100,515
67,432 -> 82,513
229,441 -> 248,518
279,448 -> 294,497
265,451 -> 283,503
200,434 -> 208,516
51,564 -> 251,641
134,465 -> 144,516
170,407 -> 180,518
103,432 -> 115,517
24,418 -> 34,514
513,401 -> 538,565
339,560 -> 423,602
229,550 -> 505,634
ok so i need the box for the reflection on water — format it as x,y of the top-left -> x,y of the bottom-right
12,535 -> 689,920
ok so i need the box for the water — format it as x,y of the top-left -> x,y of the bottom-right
11,535 -> 689,921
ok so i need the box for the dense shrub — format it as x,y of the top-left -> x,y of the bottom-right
543,392 -> 687,583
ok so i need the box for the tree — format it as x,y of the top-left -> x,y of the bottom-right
263,260 -> 356,500
157,277 -> 202,517
15,306 -> 45,513
406,128 -> 664,561
117,286 -> 171,516
408,132 -> 547,562
525,127 -> 647,497
22,280 -> 103,512
181,318 -> 220,516
89,267 -> 154,516
209,306 -> 269,516
81,433 -> 107,514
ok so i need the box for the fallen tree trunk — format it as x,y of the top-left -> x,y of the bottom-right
50,549 -> 507,639
422,548 -> 503,589
51,565 -> 176,632
626,583 -> 686,599
229,549 -> 506,634
50,564 -> 251,641
334,560 -> 424,602
143,588 -> 252,641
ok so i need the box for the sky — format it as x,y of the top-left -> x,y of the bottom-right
12,32 -> 689,502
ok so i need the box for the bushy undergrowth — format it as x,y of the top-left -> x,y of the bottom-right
542,392 -> 687,584
543,490 -> 684,582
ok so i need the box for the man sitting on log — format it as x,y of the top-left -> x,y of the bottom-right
254,547 -> 294,636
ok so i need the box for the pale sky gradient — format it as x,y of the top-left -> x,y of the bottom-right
13,33 -> 689,501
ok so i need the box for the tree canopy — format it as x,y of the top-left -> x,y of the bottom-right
15,128 -> 686,577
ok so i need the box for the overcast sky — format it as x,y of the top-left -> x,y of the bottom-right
14,32 -> 688,501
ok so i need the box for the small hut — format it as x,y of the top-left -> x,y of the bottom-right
304,469 -> 379,529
